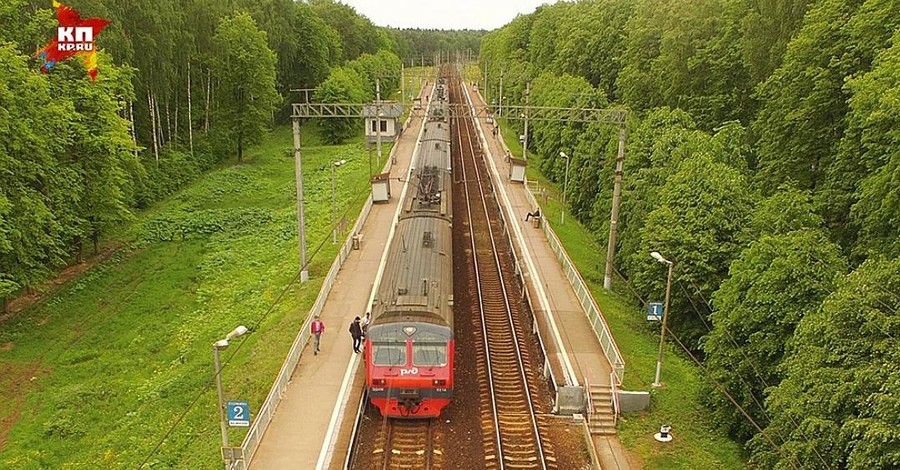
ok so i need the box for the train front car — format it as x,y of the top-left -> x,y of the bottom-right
366,83 -> 454,418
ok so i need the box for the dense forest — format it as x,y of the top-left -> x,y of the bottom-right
0,0 -> 482,312
480,0 -> 899,468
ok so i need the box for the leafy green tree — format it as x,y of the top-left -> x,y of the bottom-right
51,53 -> 141,255
315,67 -> 368,144
238,0 -> 339,96
749,257 -> 900,469
0,0 -> 56,52
617,107 -> 698,278
740,0 -> 810,83
631,152 -> 756,349
617,0 -> 751,128
310,0 -> 390,61
391,29 -> 485,62
753,0 -> 900,248
346,50 -> 402,100
551,0 -> 634,99
840,31 -> 900,259
211,12 -> 280,162
748,187 -> 823,238
703,229 -> 846,442
0,43 -> 70,292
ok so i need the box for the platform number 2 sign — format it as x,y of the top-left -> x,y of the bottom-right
227,400 -> 250,427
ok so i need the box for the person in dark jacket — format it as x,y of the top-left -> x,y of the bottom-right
349,317 -> 363,353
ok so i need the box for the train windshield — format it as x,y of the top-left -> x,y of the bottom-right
372,344 -> 407,366
412,330 -> 448,366
413,343 -> 447,366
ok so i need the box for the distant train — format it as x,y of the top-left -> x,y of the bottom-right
365,76 -> 454,418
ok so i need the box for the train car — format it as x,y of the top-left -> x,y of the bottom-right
365,79 -> 454,418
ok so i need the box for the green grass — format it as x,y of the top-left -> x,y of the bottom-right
500,119 -> 747,468
0,123 -> 388,469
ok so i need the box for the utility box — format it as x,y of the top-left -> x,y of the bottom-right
371,172 -> 391,202
352,233 -> 363,250
509,157 -> 527,183
532,217 -> 542,228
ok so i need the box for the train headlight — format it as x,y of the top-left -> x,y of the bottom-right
372,378 -> 386,386
432,379 -> 446,386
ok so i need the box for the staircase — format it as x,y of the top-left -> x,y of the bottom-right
587,384 -> 617,435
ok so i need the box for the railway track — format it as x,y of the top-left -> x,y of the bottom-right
370,418 -> 441,470
450,76 -> 556,470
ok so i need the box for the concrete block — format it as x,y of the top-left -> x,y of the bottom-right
618,390 -> 650,413
556,385 -> 585,414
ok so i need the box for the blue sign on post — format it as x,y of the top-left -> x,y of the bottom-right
647,302 -> 664,321
227,400 -> 250,427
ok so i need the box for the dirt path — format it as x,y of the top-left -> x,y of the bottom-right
0,360 -> 48,451
0,243 -> 122,324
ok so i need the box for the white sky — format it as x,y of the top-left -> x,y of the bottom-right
341,0 -> 560,30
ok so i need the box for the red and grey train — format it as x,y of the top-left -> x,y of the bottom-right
365,79 -> 454,418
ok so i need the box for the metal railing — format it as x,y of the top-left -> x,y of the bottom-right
232,132 -> 406,469
585,375 -> 595,418
610,371 -> 619,427
522,180 -> 626,384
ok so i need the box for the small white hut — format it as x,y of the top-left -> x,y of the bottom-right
363,102 -> 404,145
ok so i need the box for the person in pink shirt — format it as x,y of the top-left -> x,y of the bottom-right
310,315 -> 325,355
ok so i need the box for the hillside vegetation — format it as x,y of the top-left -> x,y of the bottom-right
482,1 -> 900,468
0,124 -> 382,467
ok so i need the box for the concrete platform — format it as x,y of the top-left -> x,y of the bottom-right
247,86 -> 431,470
246,81 -> 634,470
465,84 -> 635,469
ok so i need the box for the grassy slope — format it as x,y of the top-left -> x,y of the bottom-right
0,123 -> 387,469
499,120 -> 746,468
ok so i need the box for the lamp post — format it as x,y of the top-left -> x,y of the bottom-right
214,325 -> 249,469
650,251 -> 674,388
559,151 -> 571,225
332,159 -> 347,244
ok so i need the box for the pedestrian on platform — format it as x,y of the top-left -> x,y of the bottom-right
361,312 -> 371,337
525,208 -> 541,222
349,317 -> 363,353
311,314 -> 325,355
492,126 -> 498,137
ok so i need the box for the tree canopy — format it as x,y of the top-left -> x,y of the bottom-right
481,1 -> 900,465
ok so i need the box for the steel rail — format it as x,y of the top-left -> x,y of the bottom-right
453,80 -> 505,468
452,76 -> 548,470
379,419 -> 435,470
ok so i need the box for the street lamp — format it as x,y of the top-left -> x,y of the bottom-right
332,159 -> 347,244
650,251 -> 674,388
214,325 -> 249,469
559,151 -> 571,225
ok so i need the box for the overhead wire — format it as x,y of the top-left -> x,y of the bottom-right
137,171 -> 380,468
681,277 -> 832,469
610,265 -> 806,469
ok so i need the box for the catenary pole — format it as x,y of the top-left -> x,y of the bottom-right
604,127 -> 627,290
292,118 -> 309,282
